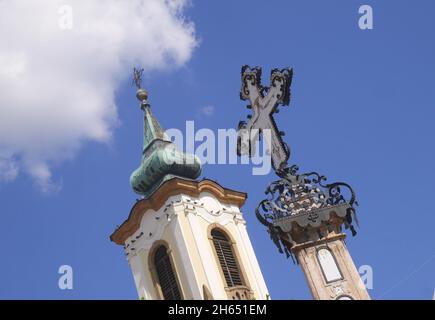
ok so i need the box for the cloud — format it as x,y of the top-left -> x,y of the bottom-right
200,105 -> 215,117
0,0 -> 197,192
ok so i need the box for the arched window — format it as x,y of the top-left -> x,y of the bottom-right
154,245 -> 182,300
317,248 -> 343,283
211,229 -> 244,288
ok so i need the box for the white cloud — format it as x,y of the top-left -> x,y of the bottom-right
0,0 -> 197,191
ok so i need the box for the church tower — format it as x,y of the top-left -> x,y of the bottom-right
110,84 -> 269,300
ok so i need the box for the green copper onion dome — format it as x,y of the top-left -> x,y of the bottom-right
130,88 -> 202,197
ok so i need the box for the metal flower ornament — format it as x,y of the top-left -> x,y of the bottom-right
236,65 -> 359,262
132,67 -> 144,89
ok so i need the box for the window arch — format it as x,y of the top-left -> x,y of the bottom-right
211,228 -> 244,288
153,245 -> 182,300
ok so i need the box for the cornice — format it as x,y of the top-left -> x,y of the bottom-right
110,177 -> 247,245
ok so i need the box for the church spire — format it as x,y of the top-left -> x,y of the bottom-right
111,68 -> 269,301
129,68 -> 202,197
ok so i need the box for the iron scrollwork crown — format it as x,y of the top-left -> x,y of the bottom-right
256,165 -> 358,227
255,165 -> 359,259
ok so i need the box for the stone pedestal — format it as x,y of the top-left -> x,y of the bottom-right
292,232 -> 370,300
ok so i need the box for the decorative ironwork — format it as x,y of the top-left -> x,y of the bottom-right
132,67 -> 144,89
253,165 -> 359,259
256,164 -> 358,228
237,65 -> 293,171
236,65 -> 360,260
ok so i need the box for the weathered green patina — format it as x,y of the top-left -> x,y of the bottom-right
130,88 -> 202,197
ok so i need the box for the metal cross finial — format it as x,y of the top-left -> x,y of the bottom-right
235,65 -> 359,261
237,65 -> 293,172
132,67 -> 144,89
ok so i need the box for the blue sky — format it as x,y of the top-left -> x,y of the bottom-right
1,0 -> 435,299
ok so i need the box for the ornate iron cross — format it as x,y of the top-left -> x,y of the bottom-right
237,66 -> 293,172
236,65 -> 359,261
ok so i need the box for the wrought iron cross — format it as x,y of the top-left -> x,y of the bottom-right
235,65 -> 359,261
237,66 -> 293,172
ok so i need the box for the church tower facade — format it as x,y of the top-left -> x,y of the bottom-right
110,86 -> 269,300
